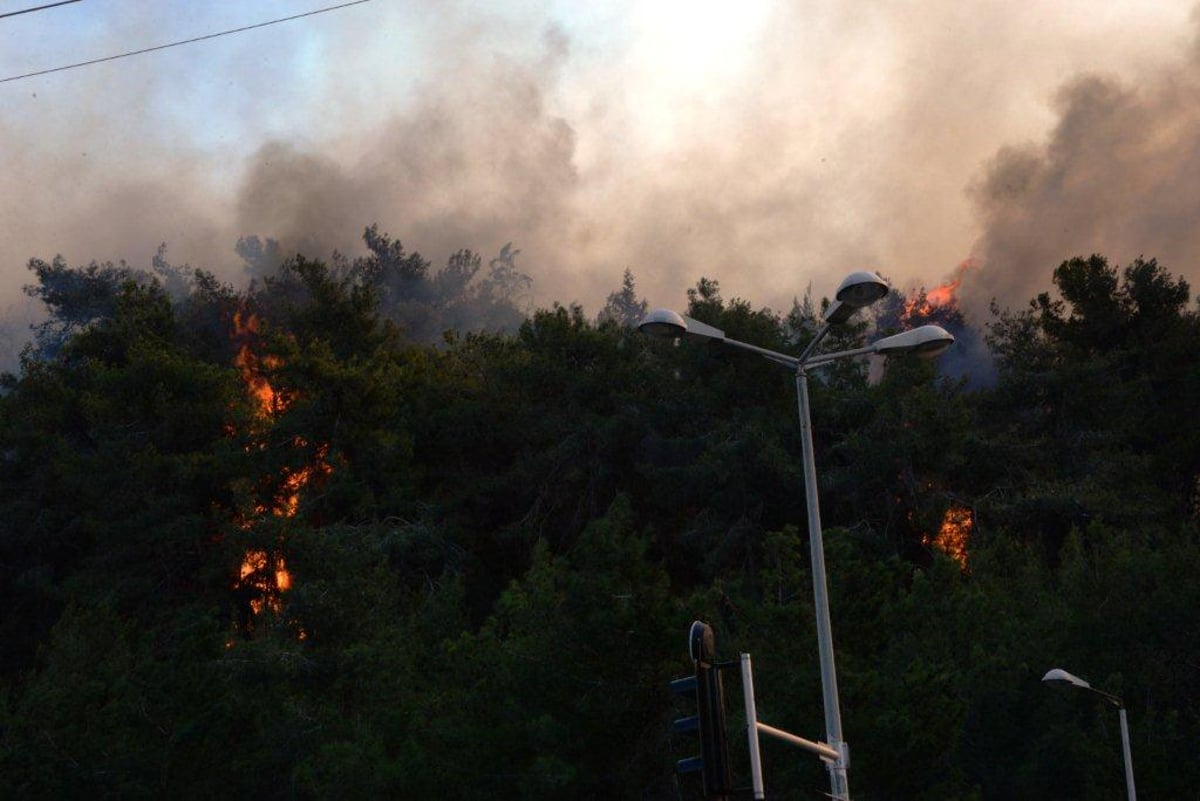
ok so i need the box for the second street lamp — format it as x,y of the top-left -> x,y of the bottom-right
640,273 -> 953,801
1042,668 -> 1138,801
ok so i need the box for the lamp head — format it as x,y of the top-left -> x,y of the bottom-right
638,308 -> 688,339
872,324 -> 955,357
835,271 -> 890,309
1042,668 -> 1091,690
638,309 -> 727,342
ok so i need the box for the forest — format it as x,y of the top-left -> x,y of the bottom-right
1,227 -> 1198,800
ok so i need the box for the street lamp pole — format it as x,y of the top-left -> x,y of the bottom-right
796,362 -> 849,798
1118,706 -> 1136,801
1042,668 -> 1137,801
640,274 -> 954,801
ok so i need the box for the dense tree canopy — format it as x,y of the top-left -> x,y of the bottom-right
1,236 -> 1197,799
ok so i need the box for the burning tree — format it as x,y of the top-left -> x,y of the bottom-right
870,259 -> 993,387
227,300 -> 334,635
924,505 -> 973,571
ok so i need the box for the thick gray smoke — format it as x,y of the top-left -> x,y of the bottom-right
963,13 -> 1200,319
3,0 -> 1199,376
235,25 -> 579,290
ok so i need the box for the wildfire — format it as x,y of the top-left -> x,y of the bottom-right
924,505 -> 972,571
238,549 -> 292,615
232,309 -> 291,417
229,307 -> 329,636
902,258 -> 977,322
272,442 -> 331,518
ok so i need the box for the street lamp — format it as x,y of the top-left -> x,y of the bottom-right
1042,668 -> 1137,801
640,273 -> 953,801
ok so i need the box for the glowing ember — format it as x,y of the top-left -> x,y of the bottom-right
274,442 -> 332,518
238,549 -> 292,615
924,506 -> 972,571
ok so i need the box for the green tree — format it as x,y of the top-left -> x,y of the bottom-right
984,255 -> 1200,551
412,496 -> 676,799
597,268 -> 648,328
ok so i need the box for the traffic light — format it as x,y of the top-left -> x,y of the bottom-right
669,620 -> 733,800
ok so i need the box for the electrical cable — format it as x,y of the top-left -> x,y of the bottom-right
0,0 -> 82,21
0,0 -> 373,84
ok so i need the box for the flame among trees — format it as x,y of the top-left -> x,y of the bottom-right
230,307 -> 330,625
900,258 -> 978,324
924,506 -> 973,570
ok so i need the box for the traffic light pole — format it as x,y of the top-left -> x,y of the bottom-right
673,625 -> 846,800
671,621 -> 734,800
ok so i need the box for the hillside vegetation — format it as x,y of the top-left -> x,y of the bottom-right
2,233 -> 1197,799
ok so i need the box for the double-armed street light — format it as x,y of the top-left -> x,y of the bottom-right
640,272 -> 954,801
1043,668 -> 1138,801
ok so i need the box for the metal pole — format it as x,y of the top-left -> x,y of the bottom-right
740,654 -> 766,800
795,368 -> 849,800
1118,706 -> 1137,801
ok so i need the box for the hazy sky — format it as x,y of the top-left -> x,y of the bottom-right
2,0 -> 1199,326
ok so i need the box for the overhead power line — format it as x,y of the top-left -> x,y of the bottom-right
0,0 -> 82,21
0,0 -> 373,84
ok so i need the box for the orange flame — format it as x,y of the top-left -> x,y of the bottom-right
273,441 -> 332,518
902,258 -> 977,322
238,549 -> 292,615
232,310 -> 292,417
924,506 -> 972,571
925,277 -> 962,307
228,306 -> 329,638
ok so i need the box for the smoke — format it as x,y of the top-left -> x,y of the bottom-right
2,0 -> 1198,367
235,23 -> 578,291
225,0 -> 1200,317
963,10 -> 1200,319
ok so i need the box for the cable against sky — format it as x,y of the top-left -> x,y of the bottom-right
0,0 -> 82,20
0,0 -> 373,84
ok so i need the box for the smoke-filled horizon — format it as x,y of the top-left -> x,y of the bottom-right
3,0 -> 1199,342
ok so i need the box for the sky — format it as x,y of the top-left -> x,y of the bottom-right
2,0 -> 1199,342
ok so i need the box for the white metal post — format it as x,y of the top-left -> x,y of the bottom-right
1118,706 -> 1137,801
740,653 -> 766,800
795,368 -> 849,800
